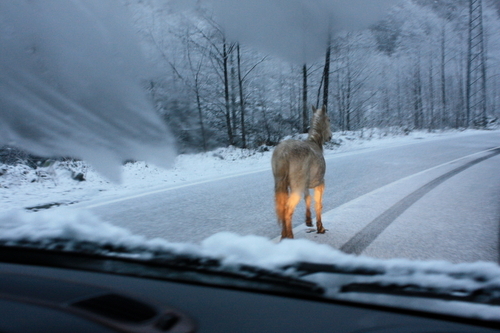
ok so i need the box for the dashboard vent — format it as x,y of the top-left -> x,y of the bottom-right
72,293 -> 158,323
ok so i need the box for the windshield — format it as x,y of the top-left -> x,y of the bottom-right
2,0 -> 500,324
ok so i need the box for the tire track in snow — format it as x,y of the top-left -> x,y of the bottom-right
339,147 -> 500,255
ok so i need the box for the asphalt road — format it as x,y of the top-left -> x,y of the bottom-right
85,131 -> 500,263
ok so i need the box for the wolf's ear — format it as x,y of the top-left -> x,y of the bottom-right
312,105 -> 327,114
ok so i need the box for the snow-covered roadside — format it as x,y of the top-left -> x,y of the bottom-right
0,129 -> 493,212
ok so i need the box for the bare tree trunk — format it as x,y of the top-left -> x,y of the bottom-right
478,0 -> 488,127
322,38 -> 331,112
302,64 -> 308,133
397,70 -> 403,127
345,63 -> 352,131
223,39 -> 234,145
465,0 -> 473,127
413,58 -> 424,129
429,55 -> 435,130
195,85 -> 207,152
440,24 -> 447,129
237,44 -> 247,148
261,102 -> 272,144
334,60 -> 345,131
230,53 -> 238,138
465,0 -> 488,128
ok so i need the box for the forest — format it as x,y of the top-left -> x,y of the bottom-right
120,0 -> 500,153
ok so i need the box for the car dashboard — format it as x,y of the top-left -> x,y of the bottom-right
1,258 -> 499,333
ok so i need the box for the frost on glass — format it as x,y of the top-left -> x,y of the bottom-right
0,0 -> 176,181
211,0 -> 400,63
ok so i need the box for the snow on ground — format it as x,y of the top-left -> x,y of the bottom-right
2,128 -> 500,321
0,128 -> 491,212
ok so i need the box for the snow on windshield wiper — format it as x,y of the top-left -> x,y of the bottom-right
0,239 -> 324,296
283,261 -> 500,306
339,282 -> 500,306
284,261 -> 497,281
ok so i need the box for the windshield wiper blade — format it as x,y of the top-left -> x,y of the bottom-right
283,261 -> 493,283
283,261 -> 385,276
0,240 -> 324,296
340,282 -> 500,306
281,261 -> 500,306
146,252 -> 325,294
